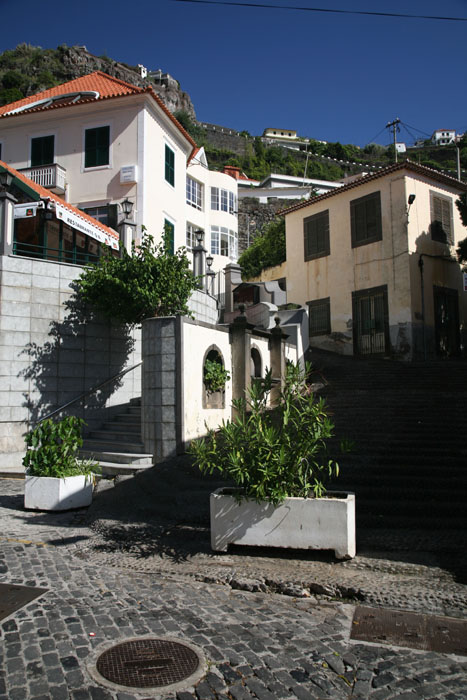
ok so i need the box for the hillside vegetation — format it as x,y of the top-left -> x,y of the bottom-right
1,44 -> 465,183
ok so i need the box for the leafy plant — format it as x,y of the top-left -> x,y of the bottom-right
75,230 -> 199,325
238,217 -> 286,279
189,362 -> 340,505
204,358 -> 230,393
23,416 -> 97,479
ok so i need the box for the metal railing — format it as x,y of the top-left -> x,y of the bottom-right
13,239 -> 99,266
18,163 -> 66,192
36,361 -> 142,425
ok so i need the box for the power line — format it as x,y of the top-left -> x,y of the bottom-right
171,0 -> 467,22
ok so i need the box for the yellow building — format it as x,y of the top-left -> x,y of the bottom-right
281,162 -> 467,360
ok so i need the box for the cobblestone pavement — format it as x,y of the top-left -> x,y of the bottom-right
1,477 -> 466,700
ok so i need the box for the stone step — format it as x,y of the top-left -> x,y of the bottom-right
80,449 -> 152,465
88,429 -> 144,442
82,439 -> 147,453
114,413 -> 141,424
95,461 -> 153,476
101,421 -> 141,433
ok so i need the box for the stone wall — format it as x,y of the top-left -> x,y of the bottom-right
237,198 -> 296,254
200,123 -> 250,156
0,254 -> 141,465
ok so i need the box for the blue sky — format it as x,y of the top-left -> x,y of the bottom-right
1,0 -> 466,147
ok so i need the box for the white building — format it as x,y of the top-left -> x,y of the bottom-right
237,172 -> 342,203
431,129 -> 456,146
0,71 -> 238,272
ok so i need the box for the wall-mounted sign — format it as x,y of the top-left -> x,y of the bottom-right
14,202 -> 39,219
120,165 -> 137,184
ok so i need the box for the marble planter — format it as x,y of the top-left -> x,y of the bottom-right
210,488 -> 356,559
24,474 -> 93,511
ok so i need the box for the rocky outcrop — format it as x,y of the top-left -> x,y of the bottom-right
56,45 -> 196,119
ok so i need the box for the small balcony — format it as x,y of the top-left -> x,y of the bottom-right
18,163 -> 66,195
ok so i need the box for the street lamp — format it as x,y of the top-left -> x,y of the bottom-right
121,198 -> 134,219
0,170 -> 14,190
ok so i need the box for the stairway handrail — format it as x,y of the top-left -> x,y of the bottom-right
36,361 -> 143,425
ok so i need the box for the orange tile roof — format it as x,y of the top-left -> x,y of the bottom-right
0,71 -> 197,157
0,159 -> 120,245
279,161 -> 467,216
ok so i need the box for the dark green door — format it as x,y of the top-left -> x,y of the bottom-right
433,286 -> 460,357
353,286 -> 389,355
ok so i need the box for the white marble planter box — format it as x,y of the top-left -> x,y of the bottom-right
24,474 -> 93,511
210,488 -> 356,559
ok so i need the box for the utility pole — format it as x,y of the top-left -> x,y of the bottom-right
386,118 -> 401,163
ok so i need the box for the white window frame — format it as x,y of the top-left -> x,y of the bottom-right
186,222 -> 203,249
82,122 -> 112,172
211,226 -> 238,259
186,176 -> 203,210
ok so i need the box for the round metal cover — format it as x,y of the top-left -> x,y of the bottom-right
95,637 -> 201,690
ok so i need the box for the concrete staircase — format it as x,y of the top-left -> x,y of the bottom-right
311,350 -> 467,540
81,397 -> 153,476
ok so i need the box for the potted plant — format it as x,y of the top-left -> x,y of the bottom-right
23,416 -> 98,511
189,362 -> 355,559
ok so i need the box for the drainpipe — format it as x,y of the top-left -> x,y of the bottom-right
418,255 -> 426,361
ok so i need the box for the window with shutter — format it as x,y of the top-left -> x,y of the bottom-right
304,210 -> 330,261
430,191 -> 453,244
350,191 -> 382,248
31,135 -> 54,166
85,127 -> 110,168
164,219 -> 175,254
165,145 -> 175,186
307,297 -> 331,336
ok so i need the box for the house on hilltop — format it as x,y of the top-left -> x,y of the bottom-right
279,162 -> 467,360
0,71 -> 238,273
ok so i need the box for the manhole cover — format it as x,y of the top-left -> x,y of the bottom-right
351,606 -> 467,656
92,637 -> 205,693
0,583 -> 48,622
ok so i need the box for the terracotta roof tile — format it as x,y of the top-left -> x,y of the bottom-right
0,159 -> 119,244
279,161 -> 467,216
0,71 -> 196,156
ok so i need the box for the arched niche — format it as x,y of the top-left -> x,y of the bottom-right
202,345 -> 227,409
250,346 -> 262,379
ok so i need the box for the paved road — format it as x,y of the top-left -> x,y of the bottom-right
0,474 -> 466,700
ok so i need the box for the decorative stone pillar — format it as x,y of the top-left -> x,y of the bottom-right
0,191 -> 16,255
224,262 -> 242,315
230,305 -> 253,417
142,316 -> 182,462
118,219 -> 136,254
270,316 -> 287,406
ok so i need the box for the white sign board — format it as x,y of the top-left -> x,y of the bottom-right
55,203 -> 119,250
120,165 -> 137,184
14,202 -> 39,219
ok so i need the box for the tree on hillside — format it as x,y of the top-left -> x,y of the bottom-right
238,218 -> 286,280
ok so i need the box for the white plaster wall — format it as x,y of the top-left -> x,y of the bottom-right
250,336 -> 270,376
181,320 -> 232,442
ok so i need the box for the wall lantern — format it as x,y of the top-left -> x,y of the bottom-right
121,198 -> 134,218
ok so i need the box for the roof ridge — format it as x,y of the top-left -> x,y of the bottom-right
89,70 -> 143,92
279,160 -> 467,216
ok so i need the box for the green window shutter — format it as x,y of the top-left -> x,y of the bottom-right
304,210 -> 329,261
31,135 -> 54,167
350,192 -> 382,248
164,219 -> 175,254
85,126 -> 110,168
165,145 -> 175,186
107,204 -> 118,230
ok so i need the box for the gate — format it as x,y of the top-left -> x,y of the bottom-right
352,285 -> 389,355
433,286 -> 460,357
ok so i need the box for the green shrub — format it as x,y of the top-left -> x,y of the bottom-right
75,231 -> 198,325
23,416 -> 97,479
238,217 -> 286,279
189,362 -> 340,505
204,358 -> 230,393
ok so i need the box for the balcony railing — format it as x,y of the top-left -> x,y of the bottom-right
18,163 -> 66,194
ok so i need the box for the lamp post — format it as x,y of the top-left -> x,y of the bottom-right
192,229 -> 206,287
118,198 -> 135,253
206,253 -> 215,294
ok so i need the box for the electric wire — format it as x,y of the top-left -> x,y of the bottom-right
172,0 -> 467,22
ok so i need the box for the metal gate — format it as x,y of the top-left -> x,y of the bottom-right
433,286 -> 460,357
352,286 -> 389,355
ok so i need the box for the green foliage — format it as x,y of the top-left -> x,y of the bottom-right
189,362 -> 340,505
173,110 -> 207,146
75,230 -> 199,325
238,217 -> 286,279
23,416 -> 97,478
204,358 -> 231,393
0,87 -> 23,106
